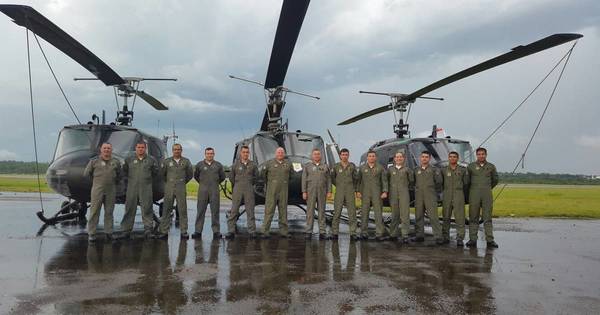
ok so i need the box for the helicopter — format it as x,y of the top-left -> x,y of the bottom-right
0,5 -> 176,225
225,0 -> 338,219
336,33 -> 583,208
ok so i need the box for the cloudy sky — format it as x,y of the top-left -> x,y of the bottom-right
0,0 -> 598,174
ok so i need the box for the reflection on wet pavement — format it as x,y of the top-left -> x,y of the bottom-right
0,192 -> 599,314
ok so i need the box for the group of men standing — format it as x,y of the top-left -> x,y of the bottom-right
84,141 -> 226,242
296,147 -> 498,248
84,141 -> 499,249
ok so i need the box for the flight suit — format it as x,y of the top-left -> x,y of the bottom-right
194,160 -> 226,234
261,158 -> 293,236
121,154 -> 159,234
414,165 -> 443,240
331,162 -> 358,236
227,159 -> 259,234
387,164 -> 414,238
158,156 -> 193,235
442,165 -> 469,241
468,161 -> 499,242
84,157 -> 121,237
356,163 -> 388,238
302,161 -> 332,234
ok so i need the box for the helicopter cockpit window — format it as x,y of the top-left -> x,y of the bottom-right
54,129 -> 95,160
253,135 -> 279,164
284,134 -> 324,159
409,139 -> 473,166
408,141 -> 447,166
446,141 -> 473,163
106,130 -> 139,158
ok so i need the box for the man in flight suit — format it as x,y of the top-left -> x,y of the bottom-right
442,151 -> 469,247
467,147 -> 499,249
119,141 -> 159,239
302,149 -> 332,240
414,151 -> 444,245
84,142 -> 121,242
193,147 -> 226,239
356,150 -> 388,241
387,151 -> 414,244
331,148 -> 359,241
226,145 -> 259,239
261,147 -> 293,238
156,143 -> 194,240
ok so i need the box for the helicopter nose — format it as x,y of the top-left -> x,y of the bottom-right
46,151 -> 96,200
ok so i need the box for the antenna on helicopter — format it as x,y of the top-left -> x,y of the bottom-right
162,121 -> 178,146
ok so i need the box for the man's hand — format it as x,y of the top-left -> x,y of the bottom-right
381,192 -> 388,199
302,192 -> 307,200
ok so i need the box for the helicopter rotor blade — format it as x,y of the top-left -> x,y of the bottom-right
0,5 -> 125,86
405,33 -> 582,101
263,0 -> 310,89
338,103 -> 393,126
135,91 -> 168,111
339,33 -> 583,125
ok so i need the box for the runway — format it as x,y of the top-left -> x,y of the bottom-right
0,192 -> 598,314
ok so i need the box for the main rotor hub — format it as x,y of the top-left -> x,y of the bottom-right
265,86 -> 288,132
390,95 -> 412,138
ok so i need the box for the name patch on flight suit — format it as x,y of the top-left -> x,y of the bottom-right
292,162 -> 302,172
169,162 -> 174,167
101,161 -> 106,166
447,172 -> 451,177
133,160 -> 138,164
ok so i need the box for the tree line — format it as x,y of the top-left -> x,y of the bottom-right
0,161 -> 598,185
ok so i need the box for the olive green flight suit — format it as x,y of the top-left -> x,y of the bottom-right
302,161 -> 332,234
227,159 -> 258,234
468,161 -> 498,242
442,165 -> 469,241
261,158 -> 293,236
414,165 -> 443,239
194,160 -> 226,234
158,156 -> 193,235
387,164 -> 414,238
331,162 -> 358,236
84,157 -> 121,237
121,155 -> 159,233
356,163 -> 388,238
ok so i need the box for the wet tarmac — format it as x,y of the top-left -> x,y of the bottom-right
0,192 -> 599,314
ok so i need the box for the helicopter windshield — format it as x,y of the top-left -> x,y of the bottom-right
253,135 -> 280,163
447,140 -> 473,163
53,127 -> 141,160
408,139 -> 473,166
284,134 -> 324,159
104,130 -> 139,158
53,129 -> 95,160
252,133 -> 325,164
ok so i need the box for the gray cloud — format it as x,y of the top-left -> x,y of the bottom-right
0,0 -> 598,174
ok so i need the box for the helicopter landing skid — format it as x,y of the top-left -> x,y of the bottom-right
36,200 -> 84,225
